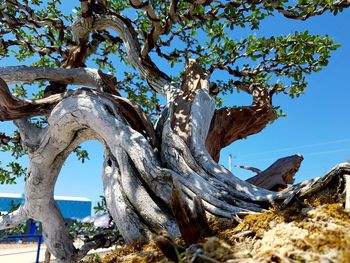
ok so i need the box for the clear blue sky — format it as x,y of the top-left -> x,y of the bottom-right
0,4 -> 349,210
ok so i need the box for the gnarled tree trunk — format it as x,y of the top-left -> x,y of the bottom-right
1,11 -> 350,263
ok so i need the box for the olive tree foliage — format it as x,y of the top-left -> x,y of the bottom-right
1,0 -> 350,262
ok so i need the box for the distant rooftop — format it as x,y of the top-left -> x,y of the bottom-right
0,193 -> 90,202
0,193 -> 22,198
0,193 -> 91,219
54,195 -> 91,202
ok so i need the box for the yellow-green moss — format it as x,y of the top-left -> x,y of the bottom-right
88,241 -> 164,263
320,203 -> 350,222
94,199 -> 350,263
233,210 -> 284,237
305,194 -> 339,207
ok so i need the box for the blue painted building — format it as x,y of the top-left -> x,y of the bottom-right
0,193 -> 91,219
0,193 -> 24,212
54,196 -> 92,219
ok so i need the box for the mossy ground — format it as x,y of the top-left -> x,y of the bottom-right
81,198 -> 350,263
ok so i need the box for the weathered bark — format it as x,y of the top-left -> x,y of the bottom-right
0,66 -> 105,88
0,79 -> 157,151
206,86 -> 276,161
0,90 -> 179,262
72,14 -> 176,98
0,1 -> 349,262
0,77 -> 82,120
344,174 -> 350,212
244,154 -> 304,191
171,180 -> 210,245
0,13 -> 348,261
172,58 -> 210,144
1,73 -> 350,262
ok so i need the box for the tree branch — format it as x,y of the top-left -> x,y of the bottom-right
0,66 -> 105,89
0,76 -> 157,148
13,119 -> 46,150
0,66 -> 121,96
0,77 -> 95,120
235,165 -> 262,174
71,14 -> 176,98
206,86 -> 275,161
245,154 -> 304,191
129,0 -> 163,57
73,232 -> 119,262
0,205 -> 28,230
269,0 -> 350,21
0,131 -> 20,145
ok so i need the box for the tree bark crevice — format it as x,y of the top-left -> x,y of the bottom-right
1,64 -> 349,262
0,2 -> 349,262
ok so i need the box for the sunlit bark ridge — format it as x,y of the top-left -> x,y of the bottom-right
1,2 -> 350,263
1,63 -> 349,261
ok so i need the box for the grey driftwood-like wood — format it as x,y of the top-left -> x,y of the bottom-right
0,66 -> 104,88
1,75 -> 349,262
245,154 -> 304,191
344,174 -> 350,212
1,3 -> 350,263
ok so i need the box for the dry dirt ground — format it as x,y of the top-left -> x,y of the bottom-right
0,242 -> 113,263
1,199 -> 349,263
81,200 -> 350,263
0,242 -> 50,263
